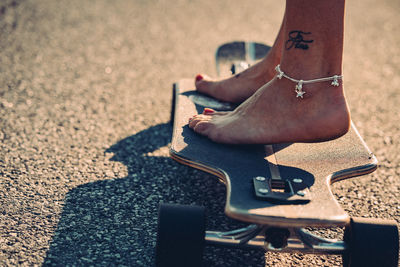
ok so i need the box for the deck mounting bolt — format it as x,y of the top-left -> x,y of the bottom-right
258,188 -> 269,194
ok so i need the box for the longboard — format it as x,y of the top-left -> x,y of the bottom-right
170,79 -> 377,227
156,42 -> 398,267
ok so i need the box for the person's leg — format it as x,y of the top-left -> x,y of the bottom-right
194,13 -> 286,103
189,0 -> 350,144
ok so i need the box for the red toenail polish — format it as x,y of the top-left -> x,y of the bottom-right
195,74 -> 203,82
203,108 -> 215,114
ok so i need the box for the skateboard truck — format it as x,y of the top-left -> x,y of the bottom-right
253,176 -> 311,204
157,203 -> 399,266
205,224 -> 347,254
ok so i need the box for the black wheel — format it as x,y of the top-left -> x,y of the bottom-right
343,217 -> 399,267
156,204 -> 206,267
170,84 -> 178,126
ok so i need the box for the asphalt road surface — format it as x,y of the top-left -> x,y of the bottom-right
1,0 -> 399,266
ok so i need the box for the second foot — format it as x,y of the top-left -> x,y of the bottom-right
195,53 -> 279,103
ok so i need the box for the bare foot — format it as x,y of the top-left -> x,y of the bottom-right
189,0 -> 350,144
195,16 -> 286,103
189,77 -> 350,144
195,59 -> 277,103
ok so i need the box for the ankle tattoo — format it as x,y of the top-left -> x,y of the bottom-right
285,30 -> 314,50
275,65 -> 342,99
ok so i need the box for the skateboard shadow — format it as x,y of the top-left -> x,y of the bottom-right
43,122 -> 265,266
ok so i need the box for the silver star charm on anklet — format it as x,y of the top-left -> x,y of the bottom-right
295,89 -> 306,98
331,75 -> 340,86
295,80 -> 305,98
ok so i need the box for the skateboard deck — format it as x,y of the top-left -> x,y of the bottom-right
170,79 -> 377,228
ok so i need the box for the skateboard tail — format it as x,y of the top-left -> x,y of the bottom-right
329,161 -> 377,184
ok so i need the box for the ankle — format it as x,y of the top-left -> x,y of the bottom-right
273,64 -> 346,102
280,28 -> 344,78
279,54 -> 342,84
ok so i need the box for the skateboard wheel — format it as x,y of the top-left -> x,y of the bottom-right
156,204 -> 205,267
343,217 -> 399,267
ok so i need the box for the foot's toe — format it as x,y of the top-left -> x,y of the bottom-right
195,74 -> 215,92
202,108 -> 231,116
195,74 -> 204,82
193,121 -> 212,136
188,114 -> 211,128
202,108 -> 216,115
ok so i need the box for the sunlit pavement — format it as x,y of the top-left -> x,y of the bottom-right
0,0 -> 399,266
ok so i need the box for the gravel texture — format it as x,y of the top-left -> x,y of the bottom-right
0,0 -> 399,266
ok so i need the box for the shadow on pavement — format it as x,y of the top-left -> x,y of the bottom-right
43,123 -> 265,266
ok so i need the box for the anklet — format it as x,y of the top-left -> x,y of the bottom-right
275,64 -> 342,99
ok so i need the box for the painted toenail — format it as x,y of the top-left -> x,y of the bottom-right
203,108 -> 215,114
195,74 -> 204,82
